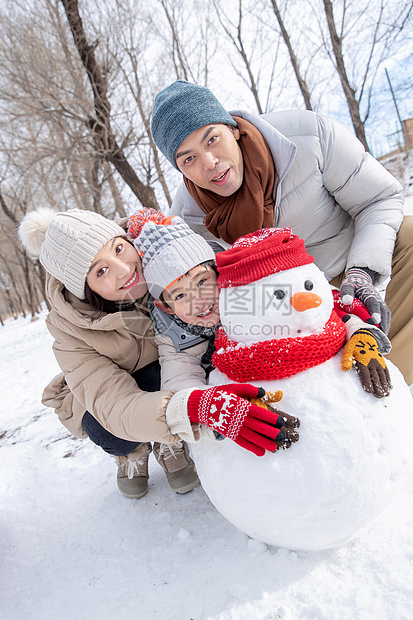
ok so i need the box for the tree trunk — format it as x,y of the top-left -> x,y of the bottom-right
103,162 -> 127,218
322,0 -> 369,151
60,0 -> 159,209
269,0 -> 312,110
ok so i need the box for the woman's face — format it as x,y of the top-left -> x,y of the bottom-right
86,237 -> 147,301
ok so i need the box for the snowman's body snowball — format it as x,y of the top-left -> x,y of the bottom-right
192,357 -> 413,551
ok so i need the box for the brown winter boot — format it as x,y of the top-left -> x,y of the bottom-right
115,442 -> 152,499
153,441 -> 200,494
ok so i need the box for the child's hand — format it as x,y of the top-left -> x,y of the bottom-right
187,384 -> 299,456
250,390 -> 300,450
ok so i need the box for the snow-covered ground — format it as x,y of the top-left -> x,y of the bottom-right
1,192 -> 412,620
1,304 -> 412,618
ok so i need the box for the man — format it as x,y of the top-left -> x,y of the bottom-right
150,80 -> 413,384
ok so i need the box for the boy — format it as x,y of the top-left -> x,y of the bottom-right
127,210 -> 219,391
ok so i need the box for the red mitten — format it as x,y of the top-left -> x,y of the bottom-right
187,384 -> 289,456
332,289 -> 378,326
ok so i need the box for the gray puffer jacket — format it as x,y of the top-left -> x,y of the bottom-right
170,109 -> 404,285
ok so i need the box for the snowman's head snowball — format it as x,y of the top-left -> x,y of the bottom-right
219,263 -> 333,343
216,227 -> 314,289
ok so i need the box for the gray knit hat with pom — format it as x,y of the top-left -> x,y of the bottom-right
151,80 -> 237,169
135,216 -> 215,299
18,208 -> 125,299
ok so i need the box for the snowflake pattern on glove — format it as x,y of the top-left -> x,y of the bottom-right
197,388 -> 249,440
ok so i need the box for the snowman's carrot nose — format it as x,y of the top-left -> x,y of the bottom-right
290,292 -> 322,312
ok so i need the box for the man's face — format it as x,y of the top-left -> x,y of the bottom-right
175,124 -> 244,197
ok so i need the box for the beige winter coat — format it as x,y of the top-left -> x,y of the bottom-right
42,274 -> 183,444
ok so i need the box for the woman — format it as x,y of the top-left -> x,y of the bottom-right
19,208 -> 281,500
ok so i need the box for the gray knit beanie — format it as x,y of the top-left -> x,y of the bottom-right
151,80 -> 237,169
19,207 -> 126,299
134,216 -> 215,299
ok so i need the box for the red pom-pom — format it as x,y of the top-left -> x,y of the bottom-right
127,208 -> 167,239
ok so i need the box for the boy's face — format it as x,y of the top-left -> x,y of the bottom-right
159,264 -> 220,327
175,124 -> 244,197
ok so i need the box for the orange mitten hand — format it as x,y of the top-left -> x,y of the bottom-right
341,329 -> 392,398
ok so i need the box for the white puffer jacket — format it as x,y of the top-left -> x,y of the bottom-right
170,109 -> 404,285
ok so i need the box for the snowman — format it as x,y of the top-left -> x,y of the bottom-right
191,228 -> 413,552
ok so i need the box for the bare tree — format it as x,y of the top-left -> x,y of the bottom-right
60,0 -> 159,210
154,0 -> 216,85
106,0 -> 174,208
213,0 -> 266,114
268,0 -> 313,110
320,0 -> 413,152
0,0 -> 128,220
0,186 -> 44,318
322,0 -> 369,149
159,0 -> 193,82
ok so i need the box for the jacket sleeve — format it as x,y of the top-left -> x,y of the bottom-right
317,113 -> 404,283
169,182 -> 186,217
44,316 -> 192,444
155,332 -> 208,391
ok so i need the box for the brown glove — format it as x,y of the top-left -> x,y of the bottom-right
341,328 -> 392,398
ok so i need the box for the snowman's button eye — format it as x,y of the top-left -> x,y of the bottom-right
304,280 -> 314,291
274,289 -> 285,299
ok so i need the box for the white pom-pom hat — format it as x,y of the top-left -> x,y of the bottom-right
19,208 -> 125,299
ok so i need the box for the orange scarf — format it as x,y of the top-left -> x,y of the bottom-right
184,117 -> 276,244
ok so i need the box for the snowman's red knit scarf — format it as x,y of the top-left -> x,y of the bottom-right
212,310 -> 346,382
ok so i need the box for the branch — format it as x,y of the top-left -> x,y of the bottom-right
60,0 -> 158,209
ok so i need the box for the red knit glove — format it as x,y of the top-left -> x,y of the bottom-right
187,384 -> 292,456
